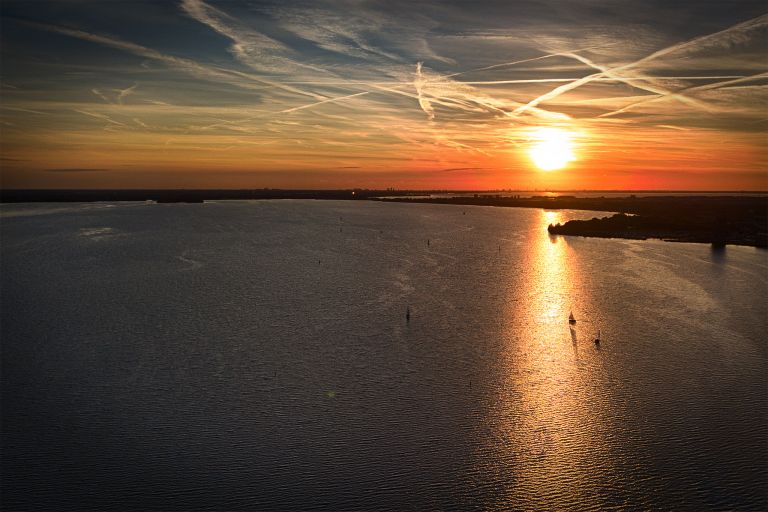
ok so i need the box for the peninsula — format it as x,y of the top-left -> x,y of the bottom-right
377,194 -> 768,248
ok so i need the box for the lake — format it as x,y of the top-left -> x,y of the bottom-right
2,200 -> 766,510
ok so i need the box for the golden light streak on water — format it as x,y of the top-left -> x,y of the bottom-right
483,209 -> 618,509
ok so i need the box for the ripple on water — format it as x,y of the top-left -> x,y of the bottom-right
1,201 -> 766,511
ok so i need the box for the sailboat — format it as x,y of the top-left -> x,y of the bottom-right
568,311 -> 576,324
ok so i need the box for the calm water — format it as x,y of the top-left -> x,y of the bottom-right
2,200 -> 766,511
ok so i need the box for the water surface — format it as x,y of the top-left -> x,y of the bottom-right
2,200 -> 766,510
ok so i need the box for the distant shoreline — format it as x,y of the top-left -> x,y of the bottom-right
2,190 -> 766,248
0,189 -> 766,204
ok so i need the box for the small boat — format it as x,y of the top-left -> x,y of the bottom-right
568,311 -> 576,324
406,306 -> 411,322
594,329 -> 601,344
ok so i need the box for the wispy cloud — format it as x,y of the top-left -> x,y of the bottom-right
274,6 -> 403,63
45,168 -> 111,173
91,88 -> 110,103
437,166 -> 488,173
33,21 -> 325,101
1,105 -> 47,115
91,84 -> 137,104
414,62 -> 435,120
630,14 -> 768,65
180,0 -> 327,75
2,2 -> 765,189
116,84 -> 137,104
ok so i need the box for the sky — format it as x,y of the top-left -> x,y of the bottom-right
1,0 -> 766,190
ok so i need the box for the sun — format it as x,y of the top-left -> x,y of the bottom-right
528,128 -> 576,171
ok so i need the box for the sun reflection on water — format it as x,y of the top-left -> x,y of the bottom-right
485,209 -> 615,509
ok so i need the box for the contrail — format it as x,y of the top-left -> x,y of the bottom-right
277,91 -> 370,114
626,14 -> 768,69
443,46 -> 603,80
197,90 -> 371,130
599,71 -> 768,117
513,71 -> 602,115
462,76 -> 745,85
563,52 -> 712,112
30,21 -> 326,101
279,75 -> 744,86
74,109 -> 126,126
1,106 -> 47,115
513,14 -> 768,115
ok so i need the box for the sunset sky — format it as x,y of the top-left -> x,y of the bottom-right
1,0 -> 766,190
